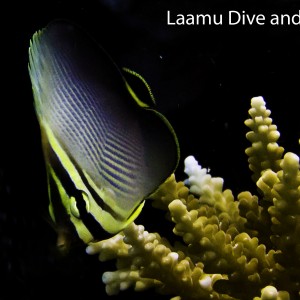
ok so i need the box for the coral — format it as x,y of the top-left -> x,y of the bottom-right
244,97 -> 284,183
86,96 -> 300,299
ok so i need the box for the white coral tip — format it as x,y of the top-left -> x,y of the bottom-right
261,285 -> 278,299
251,96 -> 265,107
184,156 -> 200,175
199,275 -> 212,290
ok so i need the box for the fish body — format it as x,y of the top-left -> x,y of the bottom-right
28,20 -> 179,247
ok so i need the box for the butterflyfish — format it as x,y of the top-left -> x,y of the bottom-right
28,20 -> 179,249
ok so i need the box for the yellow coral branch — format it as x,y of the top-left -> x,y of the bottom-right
245,97 -> 284,182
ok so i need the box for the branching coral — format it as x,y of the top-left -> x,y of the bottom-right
86,96 -> 300,300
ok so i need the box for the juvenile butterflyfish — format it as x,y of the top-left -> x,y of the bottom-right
28,20 -> 179,249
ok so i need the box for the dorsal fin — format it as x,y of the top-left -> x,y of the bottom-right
122,67 -> 156,108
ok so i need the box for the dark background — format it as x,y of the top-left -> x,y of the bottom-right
1,0 -> 300,299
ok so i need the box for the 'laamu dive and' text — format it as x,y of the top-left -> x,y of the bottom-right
167,10 -> 300,26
